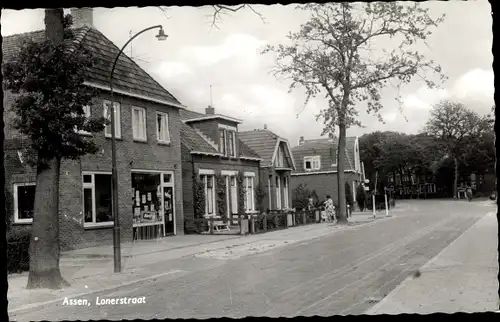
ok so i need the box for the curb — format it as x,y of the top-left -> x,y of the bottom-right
365,211 -> 495,315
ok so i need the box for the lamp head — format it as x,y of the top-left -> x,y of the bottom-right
156,27 -> 168,41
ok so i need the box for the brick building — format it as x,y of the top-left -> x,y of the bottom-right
290,136 -> 363,205
179,107 -> 262,231
4,9 -> 186,250
239,126 -> 296,211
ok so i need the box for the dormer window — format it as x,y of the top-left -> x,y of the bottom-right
218,124 -> 237,157
304,156 -> 321,171
276,145 -> 285,167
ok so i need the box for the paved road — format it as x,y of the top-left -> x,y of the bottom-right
10,200 -> 493,321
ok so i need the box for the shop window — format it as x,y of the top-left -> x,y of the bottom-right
13,183 -> 35,223
82,172 -> 113,227
103,101 -> 121,139
156,111 -> 170,143
132,106 -> 147,141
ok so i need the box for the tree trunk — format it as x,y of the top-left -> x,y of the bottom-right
27,157 -> 69,289
453,157 -> 459,199
337,123 -> 348,224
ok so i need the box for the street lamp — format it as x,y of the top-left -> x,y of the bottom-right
109,25 -> 167,273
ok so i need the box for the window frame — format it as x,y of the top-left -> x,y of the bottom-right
156,111 -> 171,144
131,106 -> 147,142
200,172 -> 216,217
219,129 -> 226,154
82,171 -> 114,228
13,182 -> 36,224
275,175 -> 282,210
74,105 -> 92,136
103,101 -> 121,139
244,172 -> 255,212
304,156 -> 321,171
283,176 -> 289,209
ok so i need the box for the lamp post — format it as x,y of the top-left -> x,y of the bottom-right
109,25 -> 168,273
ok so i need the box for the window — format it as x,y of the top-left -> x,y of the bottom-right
228,131 -> 236,157
331,148 -> 337,166
156,112 -> 170,143
219,129 -> 226,154
13,183 -> 36,223
132,107 -> 147,141
276,146 -> 284,167
244,173 -> 255,212
230,176 -> 238,214
200,174 -> 216,216
268,176 -> 272,209
103,101 -> 121,139
276,176 -> 282,210
74,105 -> 92,135
82,172 -> 113,227
304,156 -> 321,171
218,126 -> 236,157
283,176 -> 289,209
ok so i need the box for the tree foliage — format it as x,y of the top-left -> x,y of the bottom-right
423,100 -> 493,197
263,2 -> 446,223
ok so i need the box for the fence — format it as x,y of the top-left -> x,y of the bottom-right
185,208 -> 326,236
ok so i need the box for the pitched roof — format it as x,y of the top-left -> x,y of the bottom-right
180,122 -> 219,155
178,108 -> 260,159
292,136 -> 358,173
2,27 -> 182,107
238,130 -> 280,167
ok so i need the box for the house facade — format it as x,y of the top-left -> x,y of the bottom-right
239,126 -> 296,212
180,107 -> 262,231
4,9 -> 185,250
290,136 -> 363,205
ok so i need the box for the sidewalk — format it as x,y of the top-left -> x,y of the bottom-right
366,211 -> 499,314
8,211 -> 392,313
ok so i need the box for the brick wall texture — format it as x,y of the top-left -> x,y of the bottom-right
5,89 -> 184,250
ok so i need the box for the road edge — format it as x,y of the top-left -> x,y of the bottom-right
364,211 -> 496,315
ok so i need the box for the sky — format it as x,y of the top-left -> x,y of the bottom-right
1,2 -> 493,146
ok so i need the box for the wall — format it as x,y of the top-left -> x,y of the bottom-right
181,152 -> 260,231
5,90 -> 184,251
290,172 -> 360,205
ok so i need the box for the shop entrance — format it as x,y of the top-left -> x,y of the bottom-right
131,170 -> 176,241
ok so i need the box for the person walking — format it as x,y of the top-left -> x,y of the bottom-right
324,195 -> 335,223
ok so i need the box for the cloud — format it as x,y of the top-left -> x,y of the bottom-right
452,68 -> 494,103
180,33 -> 266,67
157,61 -> 193,79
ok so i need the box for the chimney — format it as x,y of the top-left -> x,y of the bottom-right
71,7 -> 94,28
205,106 -> 215,115
44,9 -> 64,44
299,136 -> 305,146
264,124 -> 267,130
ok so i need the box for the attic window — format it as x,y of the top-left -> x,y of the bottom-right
304,156 -> 321,171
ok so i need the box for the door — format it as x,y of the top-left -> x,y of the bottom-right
230,176 -> 238,224
161,171 -> 176,235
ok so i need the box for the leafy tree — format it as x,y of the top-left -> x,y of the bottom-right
423,100 -> 492,198
193,174 -> 206,219
359,131 -> 397,182
263,3 -> 446,224
255,181 -> 267,213
2,9 -> 107,289
355,183 -> 367,211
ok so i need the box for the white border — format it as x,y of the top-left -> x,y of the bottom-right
184,114 -> 242,124
13,182 -> 36,224
221,170 -> 238,176
218,124 -> 238,131
292,169 -> 358,176
199,169 -> 216,175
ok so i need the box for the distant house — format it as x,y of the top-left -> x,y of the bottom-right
179,106 -> 262,230
239,125 -> 296,211
4,8 -> 185,250
290,136 -> 362,205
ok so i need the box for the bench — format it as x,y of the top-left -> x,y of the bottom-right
212,220 -> 230,232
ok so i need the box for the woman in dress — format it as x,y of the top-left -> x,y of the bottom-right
324,195 -> 335,223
